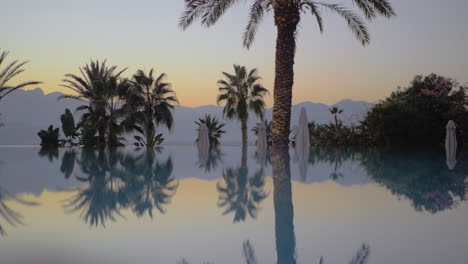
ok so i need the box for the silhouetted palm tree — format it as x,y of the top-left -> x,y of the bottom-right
216,65 -> 268,151
60,60 -> 127,146
195,114 -> 226,148
329,106 -> 344,127
122,69 -> 178,148
0,50 -> 41,101
217,167 -> 268,222
180,0 -> 395,149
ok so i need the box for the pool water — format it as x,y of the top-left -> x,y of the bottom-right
0,146 -> 467,264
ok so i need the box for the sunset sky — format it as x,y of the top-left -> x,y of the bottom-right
2,0 -> 468,107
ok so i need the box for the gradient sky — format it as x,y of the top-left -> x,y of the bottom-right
2,0 -> 468,107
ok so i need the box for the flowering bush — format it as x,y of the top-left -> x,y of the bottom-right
362,74 -> 468,146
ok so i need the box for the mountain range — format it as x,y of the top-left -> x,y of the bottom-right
0,88 -> 374,145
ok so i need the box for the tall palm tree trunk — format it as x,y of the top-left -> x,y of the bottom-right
272,7 -> 300,149
272,146 -> 296,264
241,119 -> 248,158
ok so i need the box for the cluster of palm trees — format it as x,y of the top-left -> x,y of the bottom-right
58,60 -> 178,148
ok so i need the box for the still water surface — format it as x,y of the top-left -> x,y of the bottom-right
0,146 -> 467,264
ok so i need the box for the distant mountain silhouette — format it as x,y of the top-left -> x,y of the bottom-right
0,88 -> 374,145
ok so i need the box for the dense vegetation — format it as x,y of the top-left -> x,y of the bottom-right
305,74 -> 468,147
0,51 -> 465,149
36,61 -> 179,148
361,74 -> 468,146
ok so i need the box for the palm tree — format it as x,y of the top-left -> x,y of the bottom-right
195,114 -> 226,148
60,60 -> 127,147
121,69 -> 178,148
216,64 -> 268,151
329,106 -> 344,127
0,50 -> 41,101
180,0 -> 395,149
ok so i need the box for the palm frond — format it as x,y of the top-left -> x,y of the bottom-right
243,0 -> 270,49
352,0 -> 396,20
349,243 -> 371,264
303,2 -> 324,33
319,3 -> 370,45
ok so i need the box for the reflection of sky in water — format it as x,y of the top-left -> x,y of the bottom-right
0,146 -> 467,264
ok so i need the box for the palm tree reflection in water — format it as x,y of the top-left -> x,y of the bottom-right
187,147 -> 370,264
0,186 -> 39,236
61,148 -> 178,226
197,147 -> 224,173
217,166 -> 268,223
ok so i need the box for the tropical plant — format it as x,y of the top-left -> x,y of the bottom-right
361,74 -> 468,146
37,125 -> 61,147
180,0 -> 395,149
131,113 -> 165,147
0,50 -> 41,101
308,122 -> 370,146
60,60 -> 127,147
60,108 -> 80,146
216,65 -> 268,150
252,119 -> 272,146
217,167 -> 268,222
195,114 -> 226,147
121,69 -> 178,148
329,106 -> 343,127
79,122 -> 100,147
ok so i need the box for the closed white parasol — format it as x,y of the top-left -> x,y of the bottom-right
445,120 -> 457,170
295,107 -> 310,180
256,122 -> 268,166
197,123 -> 210,162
